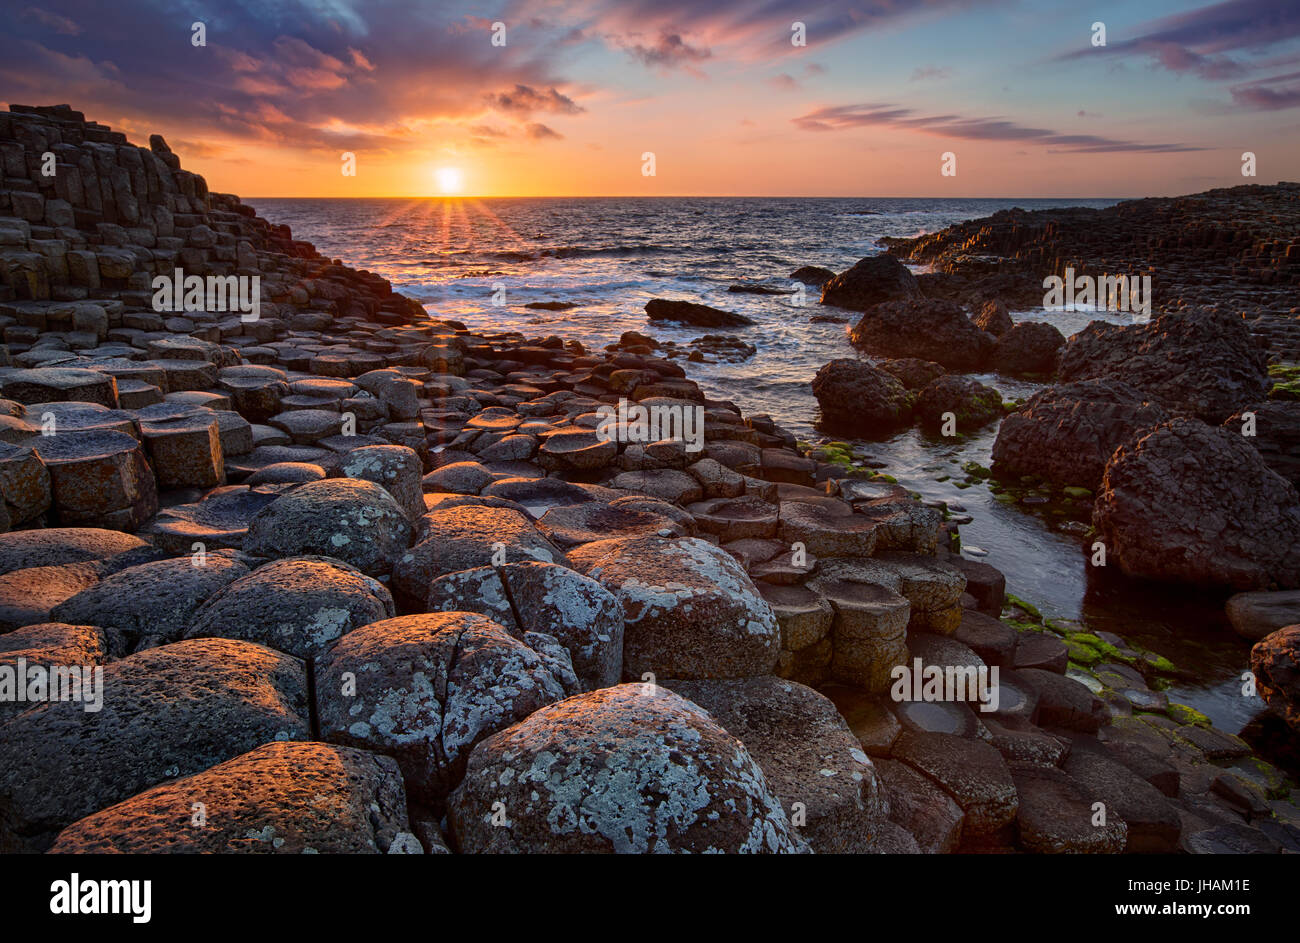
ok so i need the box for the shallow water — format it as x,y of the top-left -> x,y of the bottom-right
253,195 -> 1266,735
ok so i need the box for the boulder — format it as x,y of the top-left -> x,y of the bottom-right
1093,418 -> 1300,589
1250,625 -> 1300,733
1226,400 -> 1300,489
914,375 -> 1004,432
665,676 -> 885,853
316,611 -> 571,811
447,684 -> 806,853
0,527 -> 149,575
184,556 -> 394,660
1058,309 -> 1269,423
340,444 -> 424,519
971,298 -> 1013,336
49,742 -> 415,854
244,478 -> 413,576
877,358 -> 946,390
991,321 -> 1064,376
1227,590 -> 1300,641
849,298 -> 994,370
811,359 -> 911,436
0,638 -> 309,852
569,535 -> 780,679
644,299 -> 754,328
819,255 -> 919,310
991,380 -> 1169,490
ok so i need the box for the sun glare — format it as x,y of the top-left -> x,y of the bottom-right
435,166 -> 463,194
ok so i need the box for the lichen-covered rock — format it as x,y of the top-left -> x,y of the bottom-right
244,478 -> 413,576
1093,418 -> 1300,589
914,375 -> 1004,432
0,527 -> 150,575
138,485 -> 281,554
665,676 -> 885,853
447,684 -> 806,853
340,444 -> 424,519
570,535 -> 780,679
50,551 -> 249,650
315,612 -> 570,810
992,380 -> 1169,490
49,742 -> 416,854
0,638 -> 309,852
184,556 -> 394,660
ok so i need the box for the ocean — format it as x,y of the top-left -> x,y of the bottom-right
249,195 -> 1256,731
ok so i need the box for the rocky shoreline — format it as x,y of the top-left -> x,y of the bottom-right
0,104 -> 1296,854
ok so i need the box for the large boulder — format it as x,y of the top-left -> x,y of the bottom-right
447,684 -> 806,853
992,380 -> 1170,490
819,255 -> 919,311
1093,418 -> 1300,589
244,478 -> 413,576
569,535 -> 780,679
315,612 -> 570,811
1226,400 -> 1300,489
49,742 -> 416,854
811,359 -> 911,436
184,556 -> 395,659
1250,626 -> 1300,733
1058,309 -> 1269,422
1226,590 -> 1300,641
0,638 -> 309,851
991,321 -> 1064,376
665,676 -> 885,853
849,298 -> 994,370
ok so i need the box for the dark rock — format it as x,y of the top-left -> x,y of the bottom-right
820,255 -> 919,311
1250,625 -> 1300,733
991,321 -> 1064,376
645,299 -> 754,328
811,359 -> 911,436
849,298 -> 994,370
914,375 -> 1004,432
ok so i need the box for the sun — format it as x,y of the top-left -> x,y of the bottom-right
435,166 -> 463,194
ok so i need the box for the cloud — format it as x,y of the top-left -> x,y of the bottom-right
525,122 -> 563,140
1061,0 -> 1300,80
1229,69 -> 1300,108
484,84 -> 584,115
623,32 -> 711,68
767,73 -> 799,91
792,102 -> 1205,152
19,7 -> 80,34
909,66 -> 951,81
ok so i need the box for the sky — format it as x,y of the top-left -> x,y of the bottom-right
2,0 -> 1299,198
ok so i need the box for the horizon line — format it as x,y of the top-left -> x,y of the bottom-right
242,193 -> 1136,201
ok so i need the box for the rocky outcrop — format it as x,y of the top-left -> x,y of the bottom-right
1093,418 -> 1300,588
848,298 -> 994,370
991,321 -> 1064,376
1226,400 -> 1300,489
992,380 -> 1170,490
913,375 -> 1004,432
819,255 -> 919,311
1058,310 -> 1269,422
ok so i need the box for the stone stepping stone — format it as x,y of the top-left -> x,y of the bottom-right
685,457 -> 745,498
1013,633 -> 1069,672
891,731 -> 1018,839
29,400 -> 138,437
185,556 -> 394,660
609,468 -> 703,504
893,699 -> 983,738
447,684 -> 805,853
1226,589 -> 1300,641
688,495 -> 779,541
48,741 -> 417,854
537,501 -> 687,548
114,378 -> 163,409
50,552 -> 249,650
244,478 -> 412,576
32,429 -> 157,530
481,476 -> 602,517
245,461 -> 327,485
225,443 -> 337,480
1062,745 -> 1181,852
341,445 -> 424,520
822,685 -> 902,756
0,562 -> 103,632
316,611 -> 571,813
0,526 -> 149,575
1013,668 -> 1107,732
267,408 -> 343,445
138,406 -> 225,489
538,427 -> 617,471
1012,765 -> 1128,853
422,460 -> 494,495
139,485 -> 281,554
0,367 -> 118,408
867,756 -> 964,853
568,535 -> 780,680
953,609 -> 1017,665
807,576 -> 910,693
153,358 -> 219,391
0,638 -> 309,852
666,676 -> 884,853
0,622 -> 107,724
164,389 -> 232,410
216,364 -> 289,421
0,440 -> 51,525
758,582 -> 833,652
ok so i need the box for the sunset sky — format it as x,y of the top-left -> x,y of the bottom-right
3,0 -> 1298,198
